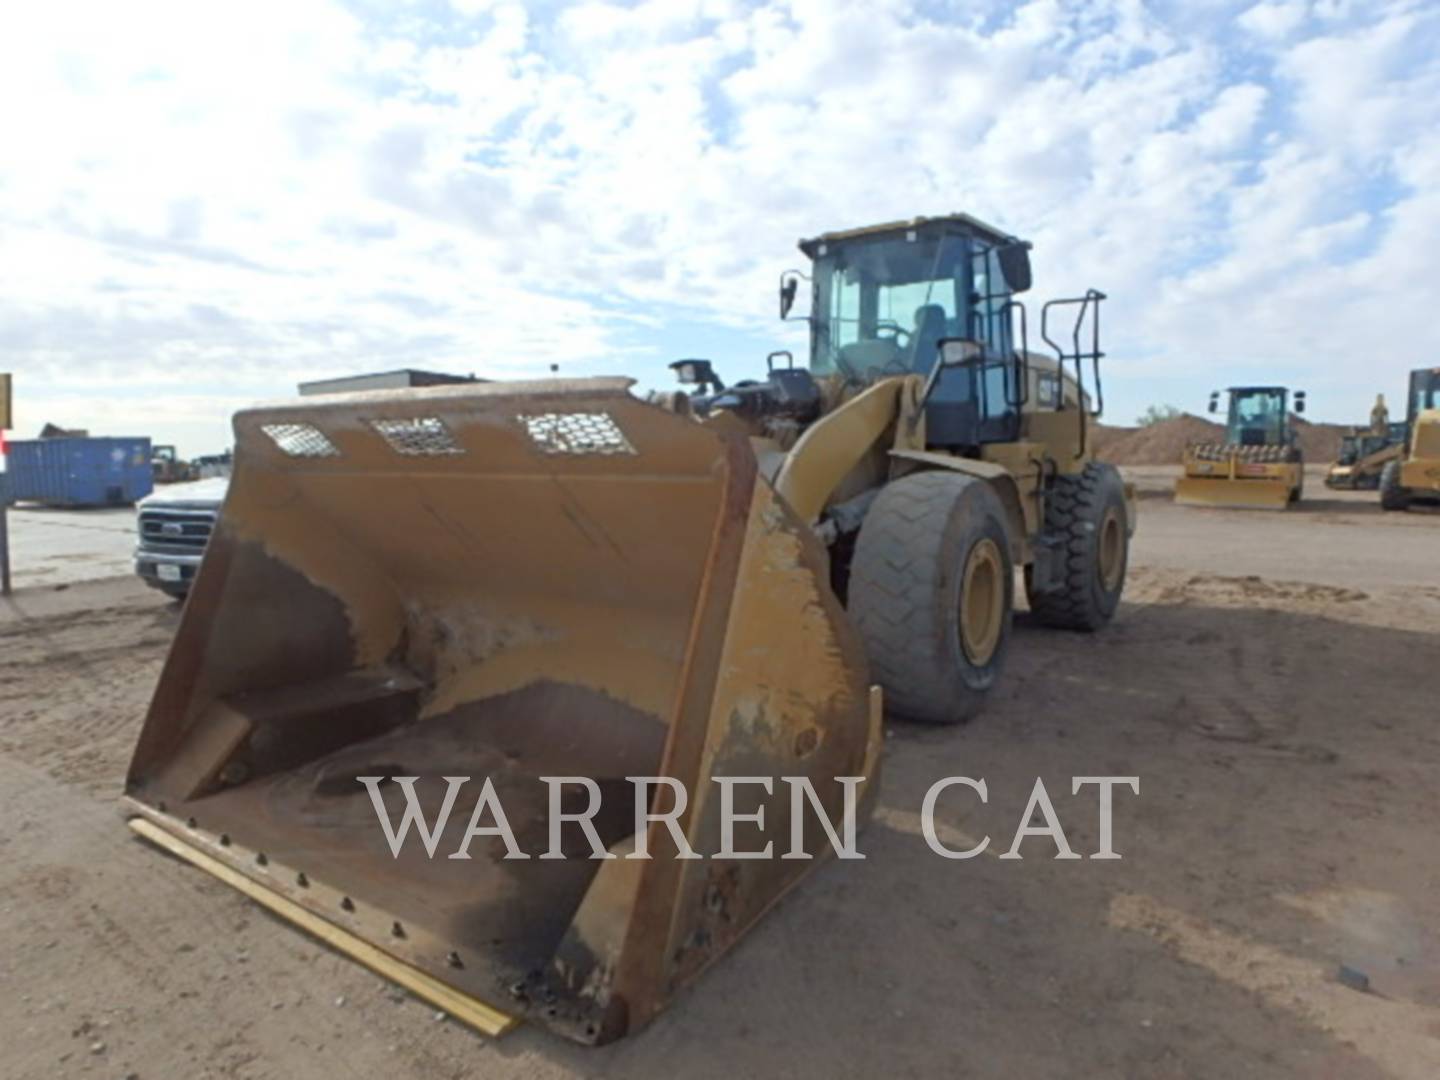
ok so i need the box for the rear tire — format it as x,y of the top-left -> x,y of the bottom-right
848,472 -> 1014,725
1379,460 -> 1410,512
1027,462 -> 1129,631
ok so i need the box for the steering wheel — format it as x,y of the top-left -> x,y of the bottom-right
874,320 -> 911,347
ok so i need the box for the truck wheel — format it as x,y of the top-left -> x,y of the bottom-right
1379,460 -> 1410,512
848,472 -> 1014,725
1027,462 -> 1128,631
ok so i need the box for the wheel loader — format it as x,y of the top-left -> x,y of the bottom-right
122,213 -> 1134,1045
1175,386 -> 1306,509
1379,367 -> 1440,510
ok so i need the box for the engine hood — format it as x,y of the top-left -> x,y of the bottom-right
139,476 -> 230,510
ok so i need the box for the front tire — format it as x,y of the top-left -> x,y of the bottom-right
1379,460 -> 1410,511
848,472 -> 1014,725
1027,462 -> 1129,631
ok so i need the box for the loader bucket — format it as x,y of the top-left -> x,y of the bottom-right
124,378 -> 879,1045
1173,474 -> 1295,510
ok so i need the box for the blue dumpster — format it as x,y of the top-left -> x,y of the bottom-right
6,437 -> 154,507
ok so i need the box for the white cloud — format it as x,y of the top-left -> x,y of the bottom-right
1279,8 -> 1433,160
0,0 -> 1437,450
1238,1 -> 1309,40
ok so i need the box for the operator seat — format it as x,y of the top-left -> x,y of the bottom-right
909,304 -> 949,374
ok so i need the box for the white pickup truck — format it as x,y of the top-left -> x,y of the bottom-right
133,476 -> 228,599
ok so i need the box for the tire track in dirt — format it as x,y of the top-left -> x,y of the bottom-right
1111,892 -> 1440,1080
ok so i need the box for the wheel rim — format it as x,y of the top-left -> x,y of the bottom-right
1098,508 -> 1124,592
959,538 -> 1004,667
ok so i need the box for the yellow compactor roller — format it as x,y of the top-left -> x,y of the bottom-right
1175,386 -> 1306,509
124,214 -> 1134,1044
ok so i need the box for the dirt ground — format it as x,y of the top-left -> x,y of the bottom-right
2,471 -> 1439,1079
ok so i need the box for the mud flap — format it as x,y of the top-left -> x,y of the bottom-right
123,378 -> 879,1044
1026,532 -> 1066,596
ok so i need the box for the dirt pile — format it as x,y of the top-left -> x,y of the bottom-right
1292,417 -> 1348,463
1094,414 -> 1223,465
1093,414 -> 1352,465
1088,423 -> 1138,460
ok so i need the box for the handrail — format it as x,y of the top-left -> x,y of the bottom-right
1041,289 -> 1107,460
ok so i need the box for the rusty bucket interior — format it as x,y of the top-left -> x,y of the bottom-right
124,378 -> 878,1044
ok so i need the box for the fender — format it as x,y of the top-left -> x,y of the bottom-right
773,377 -> 909,523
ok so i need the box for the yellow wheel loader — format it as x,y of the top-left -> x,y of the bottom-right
1175,386 -> 1306,509
123,214 -> 1134,1044
1380,367 -> 1440,511
1325,423 -> 1406,490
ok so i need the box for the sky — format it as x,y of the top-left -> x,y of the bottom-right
1,0 -> 1437,454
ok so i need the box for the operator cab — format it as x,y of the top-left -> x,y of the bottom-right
1405,368 -> 1440,427
794,215 -> 1034,448
1209,386 -> 1302,448
1343,429 -> 1396,463
673,214 -> 1105,455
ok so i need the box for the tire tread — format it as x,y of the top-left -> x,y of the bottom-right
1029,462 -> 1126,631
850,472 -> 1010,724
1379,459 -> 1409,512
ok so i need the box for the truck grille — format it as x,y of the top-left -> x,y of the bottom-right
138,508 -> 217,555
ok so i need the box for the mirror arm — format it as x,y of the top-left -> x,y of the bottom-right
918,357 -> 946,411
778,269 -> 810,320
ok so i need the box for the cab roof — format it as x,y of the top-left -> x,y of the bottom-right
798,213 -> 1019,257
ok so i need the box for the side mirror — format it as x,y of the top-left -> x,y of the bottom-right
938,338 -> 983,367
670,358 -> 723,392
1207,392 -> 1219,414
1294,391 -> 1307,414
997,242 -> 1033,293
779,275 -> 799,319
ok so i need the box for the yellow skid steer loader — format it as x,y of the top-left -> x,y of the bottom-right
1175,386 -> 1305,509
1325,423 -> 1406,490
125,214 -> 1133,1044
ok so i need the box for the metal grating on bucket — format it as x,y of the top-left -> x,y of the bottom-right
517,412 -> 636,456
367,417 -> 464,456
261,423 -> 341,458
